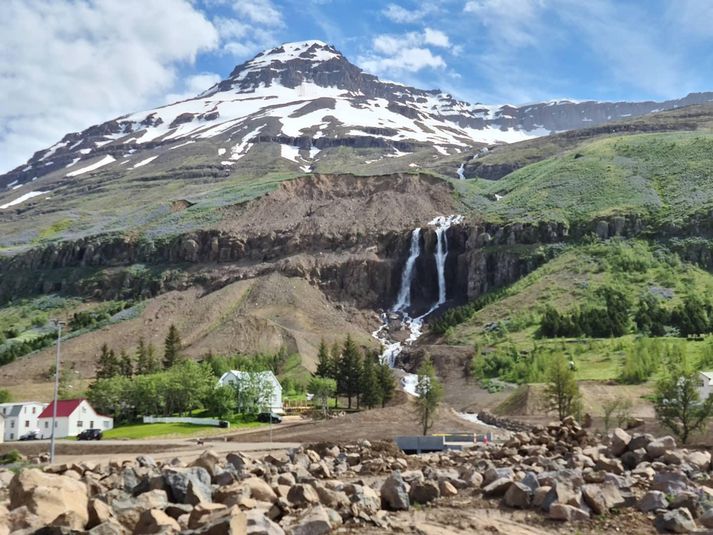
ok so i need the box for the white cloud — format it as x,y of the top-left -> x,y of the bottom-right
0,0 -> 219,173
212,0 -> 285,61
360,48 -> 446,75
231,0 -> 284,27
382,3 -> 427,24
424,28 -> 451,48
362,29 -> 455,75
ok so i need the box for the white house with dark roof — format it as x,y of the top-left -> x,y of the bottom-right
699,371 -> 713,401
218,370 -> 283,414
0,402 -> 47,441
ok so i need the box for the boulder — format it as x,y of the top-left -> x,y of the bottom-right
439,480 -> 458,497
549,503 -> 590,521
246,509 -> 285,535
134,510 -> 180,534
189,503 -> 229,529
637,490 -> 668,512
287,484 -> 320,507
191,451 -> 222,477
646,436 -> 677,459
483,477 -> 513,497
88,498 -> 115,528
609,428 -> 631,457
503,482 -> 532,509
185,506 -> 246,535
654,508 -> 697,533
581,482 -> 624,515
242,478 -> 278,504
88,518 -> 127,535
163,467 -> 212,504
9,468 -> 89,528
380,472 -> 410,511
686,450 -> 711,472
286,505 -> 338,535
409,481 -> 440,504
700,508 -> 713,529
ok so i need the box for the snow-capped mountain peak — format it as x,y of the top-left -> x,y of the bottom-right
2,40 -> 713,192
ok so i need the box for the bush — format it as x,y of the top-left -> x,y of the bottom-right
0,450 -> 23,465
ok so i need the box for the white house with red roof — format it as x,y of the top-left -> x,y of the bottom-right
37,399 -> 113,439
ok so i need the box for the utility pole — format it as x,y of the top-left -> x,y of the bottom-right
50,320 -> 64,465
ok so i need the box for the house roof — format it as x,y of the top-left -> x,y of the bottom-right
221,370 -> 280,384
38,399 -> 84,419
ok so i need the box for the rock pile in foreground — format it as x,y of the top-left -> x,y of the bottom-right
1,419 -> 713,533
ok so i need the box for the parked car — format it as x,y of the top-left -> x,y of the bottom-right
256,412 -> 282,424
19,430 -> 39,441
77,428 -> 103,440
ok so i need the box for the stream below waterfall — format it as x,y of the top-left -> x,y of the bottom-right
372,215 -> 463,395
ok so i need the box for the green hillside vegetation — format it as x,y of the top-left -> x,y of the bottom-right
439,239 -> 713,385
455,131 -> 713,223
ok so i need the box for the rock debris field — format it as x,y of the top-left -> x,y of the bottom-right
1,418 -> 713,534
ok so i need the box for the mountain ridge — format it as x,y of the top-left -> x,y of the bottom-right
2,39 -> 712,193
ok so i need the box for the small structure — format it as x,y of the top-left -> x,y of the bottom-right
0,413 -> 4,443
217,370 -> 283,414
0,402 -> 48,441
699,371 -> 713,400
37,399 -> 113,439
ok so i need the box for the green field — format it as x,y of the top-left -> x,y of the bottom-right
102,419 -> 264,440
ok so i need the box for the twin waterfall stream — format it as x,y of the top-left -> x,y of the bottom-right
372,215 -> 463,395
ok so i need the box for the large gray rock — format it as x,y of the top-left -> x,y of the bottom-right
654,508 -> 697,533
286,505 -> 338,535
581,482 -> 624,515
637,490 -> 668,512
503,482 -> 532,509
483,477 -> 512,497
646,436 -> 677,459
380,472 -> 410,511
609,428 -> 631,457
133,509 -> 180,534
163,467 -> 212,505
686,450 -> 711,472
287,484 -> 320,508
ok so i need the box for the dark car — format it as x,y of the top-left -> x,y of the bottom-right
77,428 -> 103,441
19,430 -> 39,441
256,412 -> 282,424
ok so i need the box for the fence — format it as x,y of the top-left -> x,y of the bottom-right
142,416 -> 226,427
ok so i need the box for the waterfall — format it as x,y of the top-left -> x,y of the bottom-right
372,214 -> 464,392
393,228 -> 421,313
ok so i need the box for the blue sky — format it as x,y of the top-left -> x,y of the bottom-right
1,0 -> 713,172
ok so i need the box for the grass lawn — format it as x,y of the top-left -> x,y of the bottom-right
102,420 -> 264,440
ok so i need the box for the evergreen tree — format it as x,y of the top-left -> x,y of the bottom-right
309,376 -> 337,418
360,351 -> 381,409
415,355 -> 443,435
118,350 -> 133,377
315,339 -> 334,378
163,324 -> 183,369
377,361 -> 396,408
337,335 -> 362,409
540,306 -> 562,338
96,344 -> 120,379
135,338 -> 161,375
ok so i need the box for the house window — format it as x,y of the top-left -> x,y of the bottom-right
55,421 -> 58,428
25,420 -> 29,428
10,421 -> 14,428
77,421 -> 83,428
9,433 -> 13,440
44,422 -> 49,428
90,421 -> 94,428
32,407 -> 35,414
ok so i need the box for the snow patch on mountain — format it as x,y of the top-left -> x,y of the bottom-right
66,155 -> 116,177
0,191 -> 48,209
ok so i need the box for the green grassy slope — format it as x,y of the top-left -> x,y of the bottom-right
441,240 -> 713,382
455,132 -> 713,223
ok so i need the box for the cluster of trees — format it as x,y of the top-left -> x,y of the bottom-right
0,330 -> 57,366
94,325 -> 182,379
314,336 -> 395,410
539,287 -> 630,338
415,356 -> 443,435
541,288 -> 713,340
